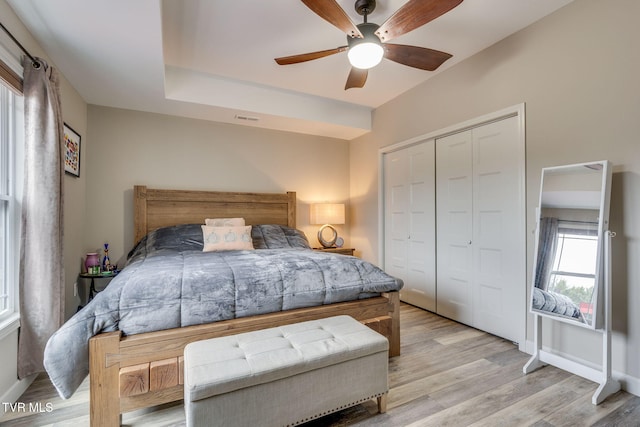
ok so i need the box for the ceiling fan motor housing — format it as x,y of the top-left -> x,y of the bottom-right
355,0 -> 376,16
347,22 -> 381,47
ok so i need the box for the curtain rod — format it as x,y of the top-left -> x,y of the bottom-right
0,21 -> 41,69
559,219 -> 598,224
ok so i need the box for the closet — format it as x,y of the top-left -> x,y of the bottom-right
383,140 -> 436,311
382,107 -> 525,345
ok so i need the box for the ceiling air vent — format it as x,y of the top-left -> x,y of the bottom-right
234,114 -> 260,122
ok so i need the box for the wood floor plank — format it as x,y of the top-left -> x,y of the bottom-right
349,394 -> 445,427
590,394 -> 640,427
427,354 -> 528,409
535,390 -> 633,427
433,329 -> 487,346
467,375 -> 592,426
1,303 -> 638,427
403,366 -> 573,427
390,336 -> 514,388
388,359 -> 496,410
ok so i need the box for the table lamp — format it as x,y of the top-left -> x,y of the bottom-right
310,203 -> 345,248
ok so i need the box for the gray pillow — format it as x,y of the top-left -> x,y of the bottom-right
251,224 -> 310,249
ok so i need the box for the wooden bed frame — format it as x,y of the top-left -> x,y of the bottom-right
88,185 -> 400,426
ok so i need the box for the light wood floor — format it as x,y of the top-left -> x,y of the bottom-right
2,303 -> 639,427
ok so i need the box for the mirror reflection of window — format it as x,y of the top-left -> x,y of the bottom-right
548,221 -> 598,323
531,161 -> 611,329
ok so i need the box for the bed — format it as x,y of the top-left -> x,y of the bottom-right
45,186 -> 402,427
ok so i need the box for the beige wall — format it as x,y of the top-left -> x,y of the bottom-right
0,0 -> 88,408
85,106 -> 351,263
351,0 -> 640,392
61,80 -> 88,320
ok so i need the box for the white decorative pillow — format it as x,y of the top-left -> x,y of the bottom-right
204,217 -> 245,226
202,225 -> 254,252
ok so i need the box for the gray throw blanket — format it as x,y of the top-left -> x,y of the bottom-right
44,224 -> 403,399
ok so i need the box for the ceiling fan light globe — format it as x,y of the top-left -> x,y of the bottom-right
348,42 -> 384,69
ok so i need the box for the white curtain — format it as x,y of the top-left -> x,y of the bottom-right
18,57 -> 64,379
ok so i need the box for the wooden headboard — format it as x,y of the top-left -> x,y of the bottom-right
133,185 -> 297,244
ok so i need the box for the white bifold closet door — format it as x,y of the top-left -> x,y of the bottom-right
384,140 -> 436,311
436,116 -> 525,343
434,131 -> 474,324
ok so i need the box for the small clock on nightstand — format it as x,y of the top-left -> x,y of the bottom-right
313,247 -> 355,256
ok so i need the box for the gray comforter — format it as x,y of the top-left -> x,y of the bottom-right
44,224 -> 403,399
532,286 -> 584,321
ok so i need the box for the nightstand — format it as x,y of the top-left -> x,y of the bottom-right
313,247 -> 355,256
77,271 -> 118,311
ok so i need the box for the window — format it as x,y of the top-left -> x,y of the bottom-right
0,81 -> 22,323
548,223 -> 599,321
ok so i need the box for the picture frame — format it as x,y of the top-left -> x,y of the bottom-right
63,123 -> 81,177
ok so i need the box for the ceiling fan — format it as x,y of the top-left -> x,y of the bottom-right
275,0 -> 464,90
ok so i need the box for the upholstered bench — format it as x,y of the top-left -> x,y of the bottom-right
183,315 -> 389,427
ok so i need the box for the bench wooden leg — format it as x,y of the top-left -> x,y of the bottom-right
377,393 -> 387,414
384,292 -> 401,357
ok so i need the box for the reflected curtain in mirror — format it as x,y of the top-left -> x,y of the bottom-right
534,217 -> 558,291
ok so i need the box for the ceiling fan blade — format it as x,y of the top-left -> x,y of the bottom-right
301,0 -> 363,38
376,0 -> 463,42
383,43 -> 452,71
345,67 -> 368,90
275,46 -> 348,65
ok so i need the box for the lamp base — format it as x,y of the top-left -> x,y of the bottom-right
318,224 -> 338,248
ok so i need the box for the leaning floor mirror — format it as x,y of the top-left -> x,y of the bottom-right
530,160 -> 611,329
524,160 -> 619,405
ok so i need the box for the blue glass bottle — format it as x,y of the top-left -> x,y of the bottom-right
102,243 -> 111,272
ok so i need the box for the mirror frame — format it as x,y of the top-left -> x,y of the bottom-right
529,160 -> 612,329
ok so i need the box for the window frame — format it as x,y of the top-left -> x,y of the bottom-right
0,43 -> 23,330
549,229 -> 598,282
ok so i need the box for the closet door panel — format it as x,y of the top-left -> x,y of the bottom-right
406,142 -> 436,311
384,140 -> 436,312
384,151 -> 409,283
436,131 -> 473,324
472,116 -> 524,343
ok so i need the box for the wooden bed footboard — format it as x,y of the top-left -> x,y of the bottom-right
89,292 -> 400,427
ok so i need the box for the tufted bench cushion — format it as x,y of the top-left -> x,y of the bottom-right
184,315 -> 389,427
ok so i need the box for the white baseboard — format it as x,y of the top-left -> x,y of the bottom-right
619,373 -> 640,397
0,375 -> 36,419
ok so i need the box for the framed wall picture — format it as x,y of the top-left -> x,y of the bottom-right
63,123 -> 81,177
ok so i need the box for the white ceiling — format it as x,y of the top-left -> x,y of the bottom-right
8,0 -> 573,140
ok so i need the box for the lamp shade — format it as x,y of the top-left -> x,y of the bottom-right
348,42 -> 384,69
310,203 -> 345,225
